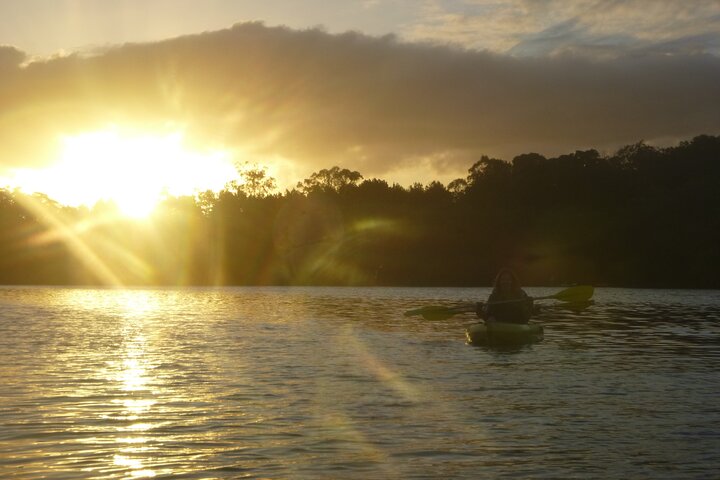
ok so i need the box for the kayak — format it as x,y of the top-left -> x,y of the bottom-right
466,322 -> 544,345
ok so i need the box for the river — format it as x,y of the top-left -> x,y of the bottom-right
1,286 -> 719,479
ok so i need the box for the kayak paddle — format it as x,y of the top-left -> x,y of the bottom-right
486,285 -> 594,306
403,303 -> 478,320
535,285 -> 594,303
404,286 -> 594,320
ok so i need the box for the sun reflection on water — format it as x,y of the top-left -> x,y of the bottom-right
109,293 -> 165,478
119,357 -> 147,392
113,455 -> 157,478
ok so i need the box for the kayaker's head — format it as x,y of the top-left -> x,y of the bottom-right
493,268 -> 521,295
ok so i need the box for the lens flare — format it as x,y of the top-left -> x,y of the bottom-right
9,129 -> 237,218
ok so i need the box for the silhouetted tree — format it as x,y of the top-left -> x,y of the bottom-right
0,135 -> 718,287
229,163 -> 277,198
297,166 -> 363,193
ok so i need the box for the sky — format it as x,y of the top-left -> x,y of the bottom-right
1,0 -> 719,201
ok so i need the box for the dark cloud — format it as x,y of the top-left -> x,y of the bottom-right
1,22 -> 719,183
0,45 -> 25,69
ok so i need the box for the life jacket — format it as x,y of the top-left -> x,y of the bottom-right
485,291 -> 532,324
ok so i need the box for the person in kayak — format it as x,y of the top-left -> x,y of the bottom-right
480,269 -> 534,324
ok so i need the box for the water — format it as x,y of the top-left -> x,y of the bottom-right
1,286 -> 719,479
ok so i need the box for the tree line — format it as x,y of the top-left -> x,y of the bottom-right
1,135 -> 718,288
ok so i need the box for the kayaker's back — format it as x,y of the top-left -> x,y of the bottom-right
484,290 -> 533,324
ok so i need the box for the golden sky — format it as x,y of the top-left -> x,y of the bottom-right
1,1 -> 719,207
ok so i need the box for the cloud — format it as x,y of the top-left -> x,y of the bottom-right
0,45 -> 25,69
0,22 -> 719,187
404,0 -> 720,58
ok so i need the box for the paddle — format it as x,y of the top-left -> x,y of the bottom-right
404,286 -> 594,320
536,285 -> 594,302
487,285 -> 594,306
403,303 -> 479,321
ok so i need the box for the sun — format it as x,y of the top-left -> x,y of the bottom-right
12,129 -> 238,218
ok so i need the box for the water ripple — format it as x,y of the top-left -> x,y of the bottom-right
0,286 -> 719,478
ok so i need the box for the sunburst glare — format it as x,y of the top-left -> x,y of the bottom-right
8,129 -> 238,218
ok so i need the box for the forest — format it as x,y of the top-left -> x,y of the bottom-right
1,135 -> 718,288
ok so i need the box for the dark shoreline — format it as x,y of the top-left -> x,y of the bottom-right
2,134 -> 719,290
